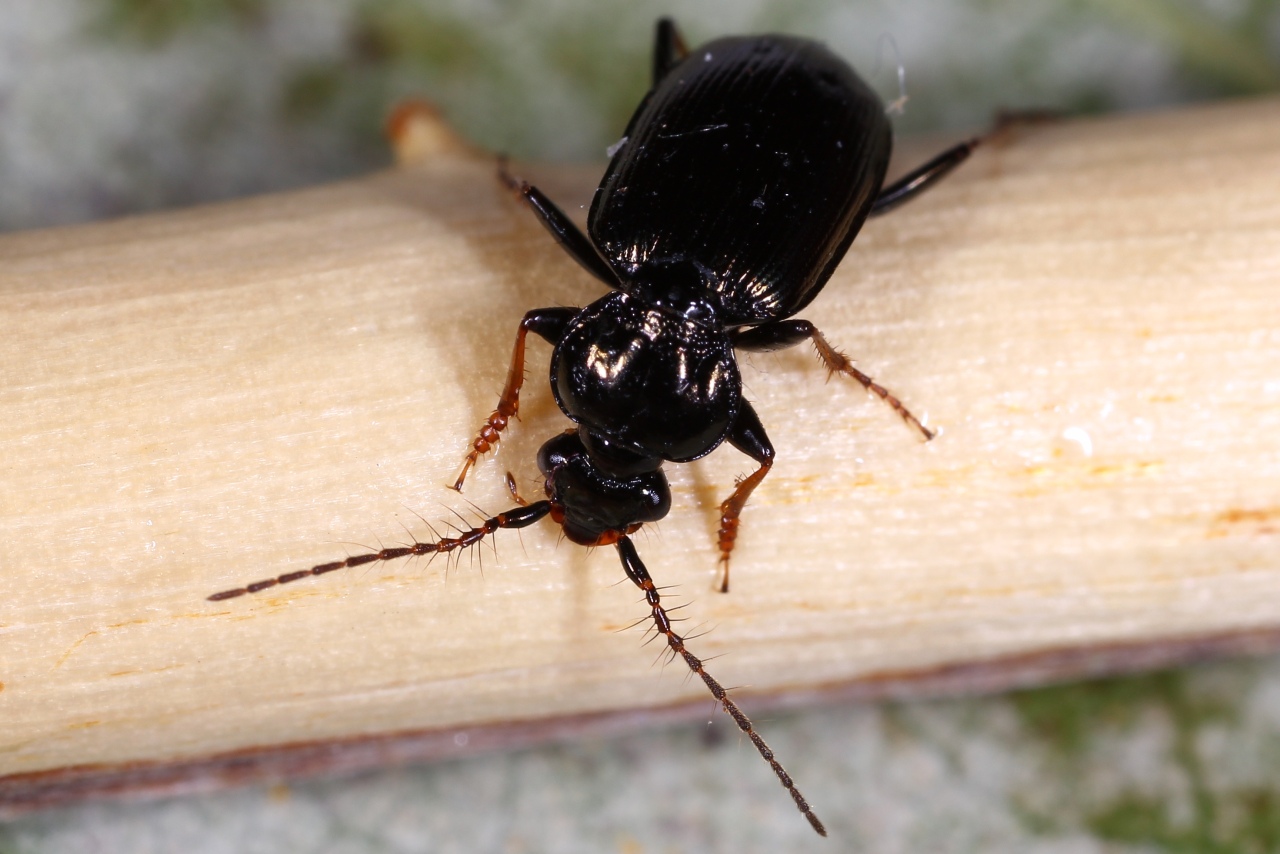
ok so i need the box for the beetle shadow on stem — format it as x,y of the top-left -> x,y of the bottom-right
375,157 -> 614,581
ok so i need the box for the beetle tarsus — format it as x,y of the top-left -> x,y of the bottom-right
715,401 -> 777,592
454,308 -> 578,491
809,332 -> 935,441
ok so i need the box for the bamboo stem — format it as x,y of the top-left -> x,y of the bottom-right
2,97 -> 1279,808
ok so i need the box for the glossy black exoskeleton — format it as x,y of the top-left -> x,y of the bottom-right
210,19 -> 988,836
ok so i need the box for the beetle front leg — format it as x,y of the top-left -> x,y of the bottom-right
453,307 -> 578,491
716,400 -> 774,593
733,320 -> 934,440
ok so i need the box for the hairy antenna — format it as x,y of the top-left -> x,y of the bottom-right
207,503 -> 825,835
616,536 -> 826,836
206,502 -> 551,601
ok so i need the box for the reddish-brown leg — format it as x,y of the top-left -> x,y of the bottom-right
716,401 -> 774,593
616,536 -> 826,836
808,327 -> 934,440
452,308 -> 578,491
733,319 -> 934,440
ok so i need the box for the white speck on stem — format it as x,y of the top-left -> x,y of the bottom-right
1062,426 -> 1093,457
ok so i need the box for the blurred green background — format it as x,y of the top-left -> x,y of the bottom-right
3,1 -> 1280,852
3,0 -> 1280,231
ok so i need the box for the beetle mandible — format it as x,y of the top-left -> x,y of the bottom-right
211,18 -> 988,836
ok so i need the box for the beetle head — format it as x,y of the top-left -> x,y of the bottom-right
537,430 -> 670,546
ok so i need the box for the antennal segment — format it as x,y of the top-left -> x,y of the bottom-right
207,501 -> 552,601
615,536 -> 827,836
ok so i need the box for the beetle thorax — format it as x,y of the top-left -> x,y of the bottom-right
551,291 -> 739,463
624,259 -> 722,326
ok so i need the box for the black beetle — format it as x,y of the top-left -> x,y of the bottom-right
211,18 -> 987,836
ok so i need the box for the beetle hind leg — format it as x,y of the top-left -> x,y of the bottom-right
652,18 -> 689,84
869,138 -> 979,216
496,159 -> 621,288
871,110 -> 1059,215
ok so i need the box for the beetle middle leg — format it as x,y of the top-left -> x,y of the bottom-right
715,400 -> 774,593
453,307 -> 578,491
733,320 -> 934,440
